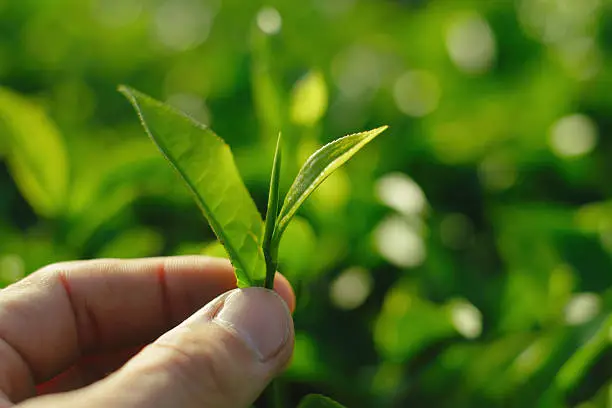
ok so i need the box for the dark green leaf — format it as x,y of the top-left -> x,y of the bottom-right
272,125 -> 388,246
119,86 -> 266,287
297,394 -> 346,408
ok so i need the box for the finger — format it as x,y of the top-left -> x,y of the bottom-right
18,288 -> 294,408
35,346 -> 144,396
0,256 -> 294,403
33,274 -> 294,396
0,393 -> 11,408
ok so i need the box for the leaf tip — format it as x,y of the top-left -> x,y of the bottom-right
375,124 -> 389,134
117,85 -> 140,106
117,84 -> 132,96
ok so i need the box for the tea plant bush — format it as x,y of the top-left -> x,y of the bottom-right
1,1 -> 611,406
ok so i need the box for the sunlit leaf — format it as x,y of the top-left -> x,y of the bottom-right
290,70 -> 328,126
555,313 -> 612,393
263,132 -> 283,288
297,394 -> 346,408
119,86 -> 266,287
272,125 -> 388,247
0,87 -> 69,217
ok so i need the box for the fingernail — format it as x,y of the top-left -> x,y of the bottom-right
212,288 -> 291,361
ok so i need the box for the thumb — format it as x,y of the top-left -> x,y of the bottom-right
114,287 -> 294,408
26,287 -> 294,408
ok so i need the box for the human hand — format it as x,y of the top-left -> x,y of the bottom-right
0,256 -> 295,408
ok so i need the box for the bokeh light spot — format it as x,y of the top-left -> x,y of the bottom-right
330,267 -> 373,310
446,13 -> 496,74
332,46 -> 382,99
393,70 -> 440,117
154,0 -> 217,51
549,114 -> 598,158
374,215 -> 426,268
257,7 -> 282,35
375,172 -> 427,217
450,301 -> 482,339
564,293 -> 601,325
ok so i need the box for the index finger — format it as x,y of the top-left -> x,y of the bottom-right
0,256 -> 294,401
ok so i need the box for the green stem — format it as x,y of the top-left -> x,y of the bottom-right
264,250 -> 277,289
263,378 -> 283,408
262,133 -> 284,405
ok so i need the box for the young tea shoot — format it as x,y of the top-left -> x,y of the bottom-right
119,85 -> 387,292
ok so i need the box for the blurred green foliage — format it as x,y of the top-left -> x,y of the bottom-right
1,0 -> 612,406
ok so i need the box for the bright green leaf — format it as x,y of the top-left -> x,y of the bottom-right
263,132 -> 283,288
297,394 -> 346,408
290,70 -> 328,126
272,125 -> 388,247
0,87 -> 69,217
555,313 -> 612,393
119,86 -> 266,287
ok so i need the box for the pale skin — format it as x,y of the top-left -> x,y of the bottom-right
0,256 -> 296,408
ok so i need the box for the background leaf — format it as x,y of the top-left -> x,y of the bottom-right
297,394 -> 346,408
290,71 -> 328,127
119,86 -> 266,287
0,88 -> 68,217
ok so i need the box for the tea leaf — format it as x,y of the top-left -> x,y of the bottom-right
119,86 -> 266,287
262,132 -> 283,288
297,394 -> 346,408
272,125 -> 388,246
0,87 -> 69,217
554,313 -> 612,393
